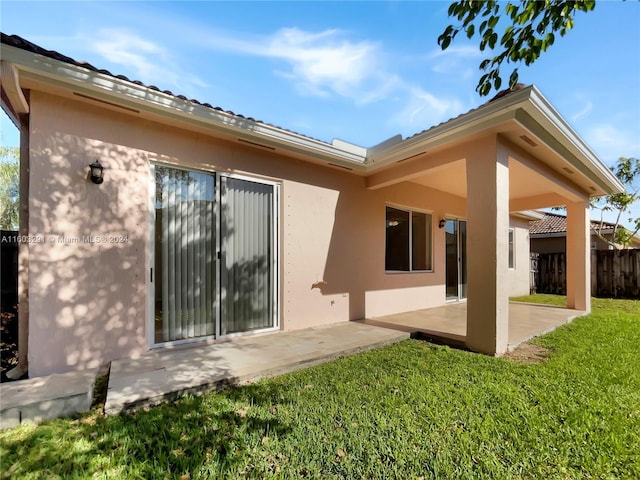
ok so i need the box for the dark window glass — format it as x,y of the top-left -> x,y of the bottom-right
386,207 -> 432,271
385,207 -> 409,271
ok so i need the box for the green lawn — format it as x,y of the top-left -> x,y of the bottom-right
1,296 -> 639,479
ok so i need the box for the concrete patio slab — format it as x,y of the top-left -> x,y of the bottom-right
0,369 -> 97,429
361,301 -> 586,352
1,302 -> 582,427
105,321 -> 409,415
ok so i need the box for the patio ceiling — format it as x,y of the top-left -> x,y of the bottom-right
409,153 -> 583,209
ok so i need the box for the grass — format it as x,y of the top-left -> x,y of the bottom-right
1,297 -> 639,479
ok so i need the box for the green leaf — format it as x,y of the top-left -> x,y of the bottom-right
509,69 -> 519,88
466,24 -> 475,39
488,32 -> 498,49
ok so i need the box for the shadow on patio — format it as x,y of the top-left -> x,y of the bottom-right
359,302 -> 587,352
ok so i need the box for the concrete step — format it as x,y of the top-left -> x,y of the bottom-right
105,322 -> 410,415
0,369 -> 97,429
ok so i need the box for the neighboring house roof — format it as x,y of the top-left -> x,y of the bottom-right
0,32 -> 625,196
529,212 -> 640,246
529,212 -> 617,235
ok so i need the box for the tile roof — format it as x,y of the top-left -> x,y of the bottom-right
0,32 -> 328,145
403,83 -> 530,141
529,211 -> 617,235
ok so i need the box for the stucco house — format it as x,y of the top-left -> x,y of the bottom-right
0,33 -> 624,378
530,211 -> 640,253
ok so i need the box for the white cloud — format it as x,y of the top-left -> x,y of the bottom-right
586,124 -> 640,163
89,29 -> 207,95
200,27 -> 396,103
390,87 -> 466,132
571,101 -> 593,122
86,26 -> 469,136
428,45 -> 482,76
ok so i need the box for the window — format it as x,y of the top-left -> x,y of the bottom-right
508,228 -> 515,269
385,206 -> 432,271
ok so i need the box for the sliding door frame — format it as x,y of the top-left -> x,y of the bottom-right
148,163 -> 280,349
217,172 -> 280,340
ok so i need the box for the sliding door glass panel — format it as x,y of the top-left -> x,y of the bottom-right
412,212 -> 432,271
154,166 -> 216,343
411,212 -> 427,271
386,207 -> 410,271
221,177 -> 274,335
445,220 -> 459,300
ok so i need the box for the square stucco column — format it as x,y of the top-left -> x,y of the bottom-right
465,138 -> 510,355
566,199 -> 591,312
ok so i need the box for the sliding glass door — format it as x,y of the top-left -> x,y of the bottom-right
153,167 -> 217,343
220,177 -> 275,335
151,165 -> 277,345
445,219 -> 467,301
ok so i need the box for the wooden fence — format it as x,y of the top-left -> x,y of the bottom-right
533,249 -> 640,298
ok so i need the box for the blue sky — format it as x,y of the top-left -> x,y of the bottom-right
1,1 -> 639,224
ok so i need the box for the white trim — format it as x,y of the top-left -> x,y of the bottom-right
511,210 -> 545,221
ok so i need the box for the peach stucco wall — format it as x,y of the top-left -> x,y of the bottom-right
26,91 -> 539,375
28,92 -> 150,376
27,91 -> 477,376
508,218 -> 531,297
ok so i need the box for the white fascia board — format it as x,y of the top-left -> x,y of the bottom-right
512,210 -> 546,221
3,45 -> 367,168
525,87 -> 623,194
531,228 -> 615,239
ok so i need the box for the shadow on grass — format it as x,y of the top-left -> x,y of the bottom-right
1,381 -> 294,478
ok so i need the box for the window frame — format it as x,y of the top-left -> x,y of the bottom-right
385,204 -> 433,273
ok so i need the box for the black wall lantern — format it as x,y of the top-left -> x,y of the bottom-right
88,160 -> 104,184
438,219 -> 446,229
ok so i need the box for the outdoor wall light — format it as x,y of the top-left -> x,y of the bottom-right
88,160 -> 104,184
438,219 -> 446,229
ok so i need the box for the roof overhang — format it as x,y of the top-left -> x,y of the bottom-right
512,210 -> 546,221
0,43 -> 368,171
369,86 -> 624,196
0,39 -> 625,196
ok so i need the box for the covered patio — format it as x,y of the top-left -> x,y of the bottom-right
361,301 -> 586,352
366,86 -> 623,355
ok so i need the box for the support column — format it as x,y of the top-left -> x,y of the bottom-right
566,199 -> 591,312
465,137 -> 510,355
